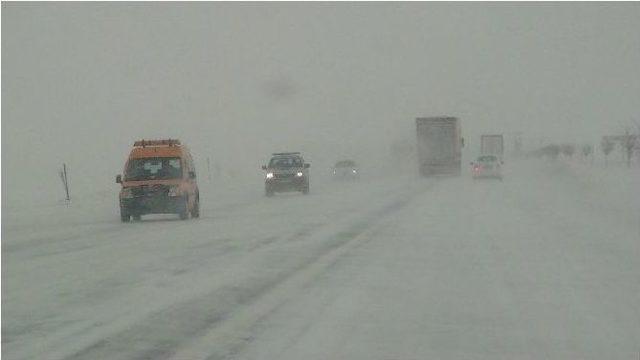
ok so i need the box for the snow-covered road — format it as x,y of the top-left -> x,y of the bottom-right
2,160 -> 638,360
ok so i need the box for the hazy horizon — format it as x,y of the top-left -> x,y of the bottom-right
3,2 -> 639,207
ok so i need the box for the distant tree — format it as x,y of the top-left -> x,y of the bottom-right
601,137 -> 614,167
581,144 -> 593,164
622,129 -> 637,168
561,144 -> 575,157
548,144 -> 560,161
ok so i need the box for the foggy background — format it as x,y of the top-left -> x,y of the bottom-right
3,2 -> 639,208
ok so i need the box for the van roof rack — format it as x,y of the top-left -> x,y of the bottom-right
134,139 -> 181,147
272,152 -> 300,156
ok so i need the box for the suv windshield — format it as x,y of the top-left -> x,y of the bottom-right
269,156 -> 303,168
125,157 -> 182,181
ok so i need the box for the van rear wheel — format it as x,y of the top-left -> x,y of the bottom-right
191,199 -> 200,218
179,198 -> 189,220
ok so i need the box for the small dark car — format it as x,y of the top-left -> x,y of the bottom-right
262,152 -> 310,196
333,160 -> 359,180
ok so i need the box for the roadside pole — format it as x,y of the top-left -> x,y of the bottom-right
59,163 -> 70,203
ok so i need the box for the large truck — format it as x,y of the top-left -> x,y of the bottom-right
416,116 -> 463,176
480,134 -> 504,159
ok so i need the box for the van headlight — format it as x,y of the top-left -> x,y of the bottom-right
168,186 -> 180,197
121,188 -> 133,199
296,172 -> 303,177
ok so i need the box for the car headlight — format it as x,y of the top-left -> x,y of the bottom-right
121,188 -> 133,199
266,172 -> 274,179
352,169 -> 357,174
168,186 -> 180,197
296,172 -> 303,177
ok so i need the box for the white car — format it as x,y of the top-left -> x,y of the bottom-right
471,155 -> 503,180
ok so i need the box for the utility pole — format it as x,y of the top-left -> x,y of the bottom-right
206,157 -> 212,182
59,163 -> 70,203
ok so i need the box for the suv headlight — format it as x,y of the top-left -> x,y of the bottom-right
296,172 -> 303,177
121,188 -> 133,199
266,172 -> 274,179
168,186 -> 180,197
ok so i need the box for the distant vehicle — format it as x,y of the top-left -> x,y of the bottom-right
416,116 -> 464,176
471,155 -> 503,180
262,152 -> 310,196
333,160 -> 359,180
116,139 -> 200,222
480,134 -> 504,160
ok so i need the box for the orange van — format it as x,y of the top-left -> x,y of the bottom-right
116,139 -> 200,221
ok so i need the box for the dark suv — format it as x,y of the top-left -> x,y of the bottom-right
262,152 -> 310,196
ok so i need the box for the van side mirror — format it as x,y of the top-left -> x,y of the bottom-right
189,171 -> 196,179
261,165 -> 267,170
116,174 -> 122,184
304,163 -> 310,169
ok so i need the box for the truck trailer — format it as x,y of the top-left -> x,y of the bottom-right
480,134 -> 504,159
416,117 -> 463,176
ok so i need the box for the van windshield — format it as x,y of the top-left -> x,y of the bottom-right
125,157 -> 182,181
